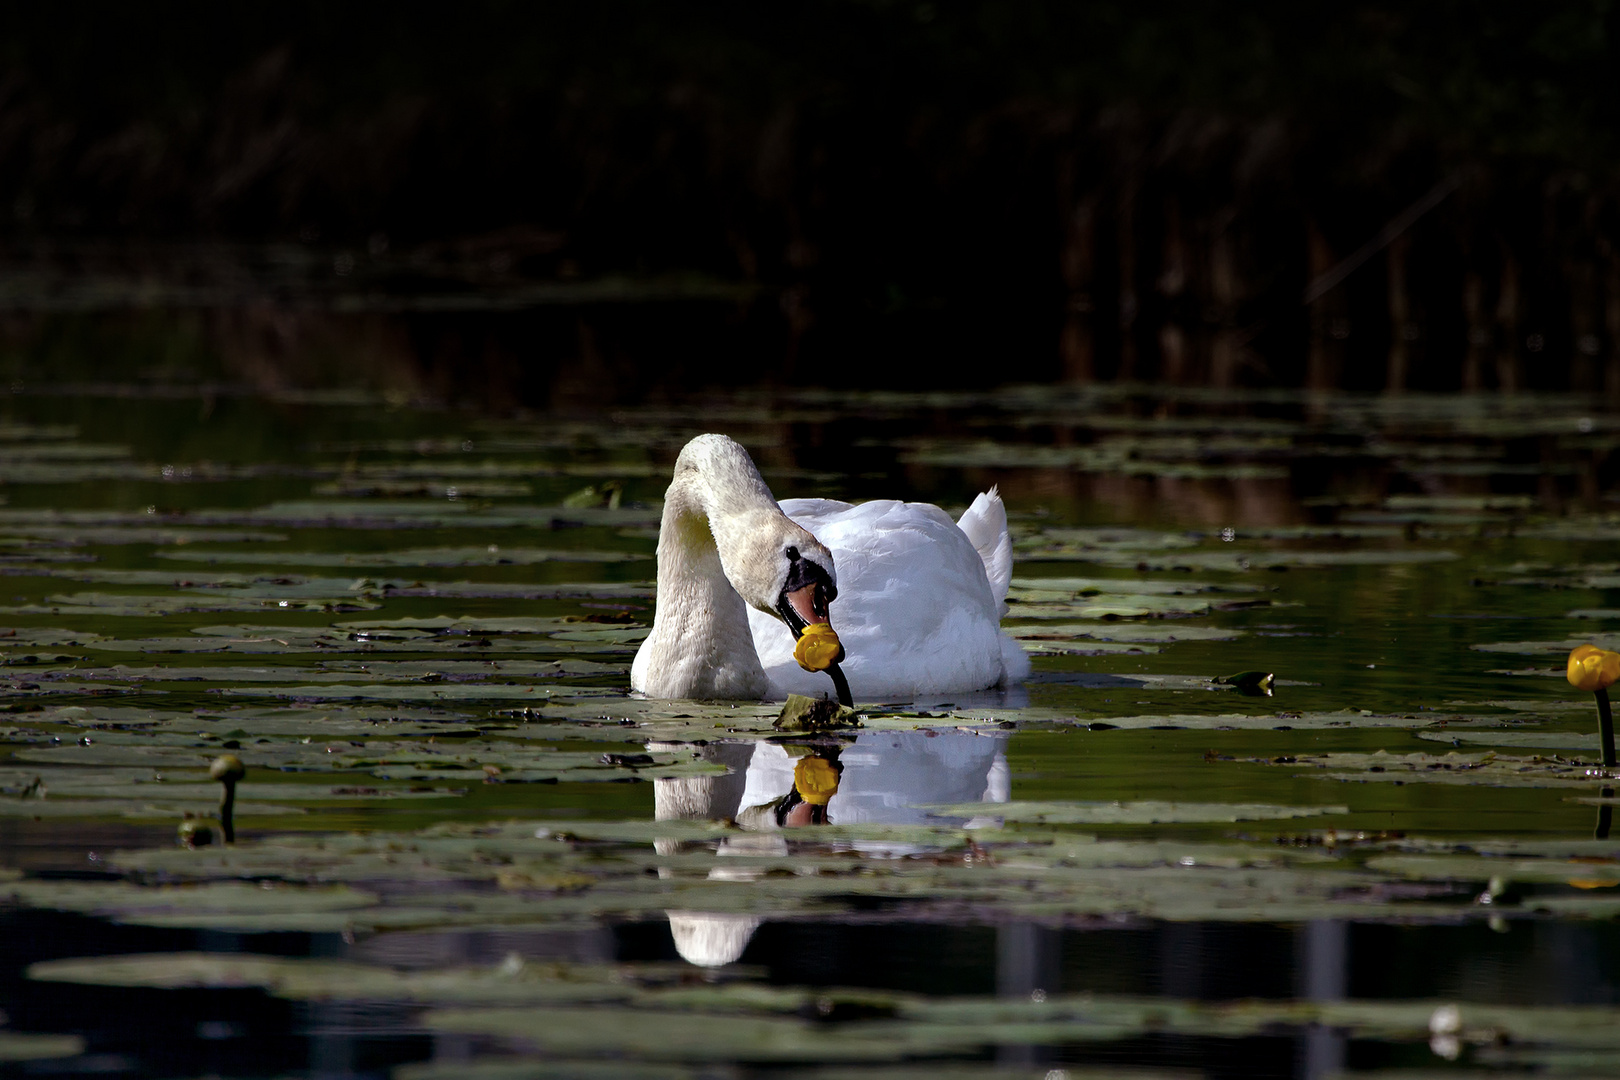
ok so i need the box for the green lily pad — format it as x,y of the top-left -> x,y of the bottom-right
1473,636 -> 1620,656
0,443 -> 130,461
338,616 -> 640,635
1006,594 -> 1230,618
0,423 -> 78,442
0,591 -> 380,616
36,659 -> 623,684
2,526 -> 287,545
182,499 -> 664,530
162,546 -> 647,568
1004,578 -> 1272,621
1518,520 -> 1620,542
1260,749 -> 1619,788
922,800 -> 1348,824
221,683 -> 624,703
1017,639 -> 1161,656
311,479 -> 534,498
1009,575 -> 1256,595
13,735 -> 715,785
38,943 -> 1620,1070
27,704 -> 479,734
0,628 -> 107,646
78,618 -> 648,655
1416,730 -> 1603,750
0,1032 -> 85,1061
1367,852 -> 1620,887
1385,494 -> 1536,512
1082,548 -> 1460,573
1011,528 -> 1200,554
1006,623 -> 1241,643
0,879 -> 377,924
32,817 -> 1472,931
28,952 -> 635,1006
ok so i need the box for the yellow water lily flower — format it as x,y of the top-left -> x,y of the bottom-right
1567,644 -> 1620,693
793,623 -> 844,672
793,756 -> 840,805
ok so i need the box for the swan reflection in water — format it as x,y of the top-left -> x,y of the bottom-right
656,729 -> 1009,967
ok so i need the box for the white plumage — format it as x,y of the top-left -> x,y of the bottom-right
747,494 -> 1029,699
631,434 -> 1028,702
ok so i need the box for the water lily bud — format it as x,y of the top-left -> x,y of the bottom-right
793,624 -> 844,673
1567,644 -> 1620,693
209,754 -> 245,783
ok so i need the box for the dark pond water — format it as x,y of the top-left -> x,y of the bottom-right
0,383 -> 1619,1078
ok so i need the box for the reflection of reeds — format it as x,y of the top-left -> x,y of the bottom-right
1,6 -> 1618,391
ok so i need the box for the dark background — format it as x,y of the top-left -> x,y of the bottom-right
0,2 -> 1615,406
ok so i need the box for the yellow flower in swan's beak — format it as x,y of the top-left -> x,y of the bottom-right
793,623 -> 844,673
1568,644 -> 1620,693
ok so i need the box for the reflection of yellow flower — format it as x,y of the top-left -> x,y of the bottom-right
793,623 -> 843,672
794,756 -> 840,805
1568,644 -> 1620,692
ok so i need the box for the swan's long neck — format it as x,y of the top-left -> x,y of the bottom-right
633,443 -> 779,700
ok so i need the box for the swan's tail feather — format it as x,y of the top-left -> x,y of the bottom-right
956,486 -> 1014,616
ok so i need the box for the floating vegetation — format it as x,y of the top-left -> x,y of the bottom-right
0,1032 -> 85,1062
1258,749 -> 1620,788
31,948 -> 1620,1072
921,800 -> 1347,824
161,545 -> 649,568
0,817 -> 1485,931
1,386 -> 1619,1076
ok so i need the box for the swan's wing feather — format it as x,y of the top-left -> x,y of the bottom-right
776,498 -> 854,527
752,499 -> 1012,698
956,486 -> 1013,614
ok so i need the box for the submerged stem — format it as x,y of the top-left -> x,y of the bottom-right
827,663 -> 853,709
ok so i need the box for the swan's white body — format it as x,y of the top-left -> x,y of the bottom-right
630,434 -> 1028,701
747,495 -> 1027,698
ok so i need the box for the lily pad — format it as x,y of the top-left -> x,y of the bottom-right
0,1032 -> 85,1061
0,627 -> 107,645
12,735 -> 718,785
220,683 -> 624,703
1005,622 -> 1241,643
161,546 -> 648,568
1080,548 -> 1460,573
1416,730 -> 1603,750
38,945 -> 1620,1072
922,800 -> 1348,824
311,479 -> 534,497
0,879 -> 378,924
1260,749 -> 1620,788
1473,636 -> 1620,656
39,818 -> 1473,930
0,591 -> 380,616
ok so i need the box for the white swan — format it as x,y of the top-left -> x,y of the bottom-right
630,434 -> 1029,701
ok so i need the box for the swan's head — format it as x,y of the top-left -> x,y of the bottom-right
715,510 -> 844,673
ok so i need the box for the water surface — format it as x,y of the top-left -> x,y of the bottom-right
2,384 -> 1619,1079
